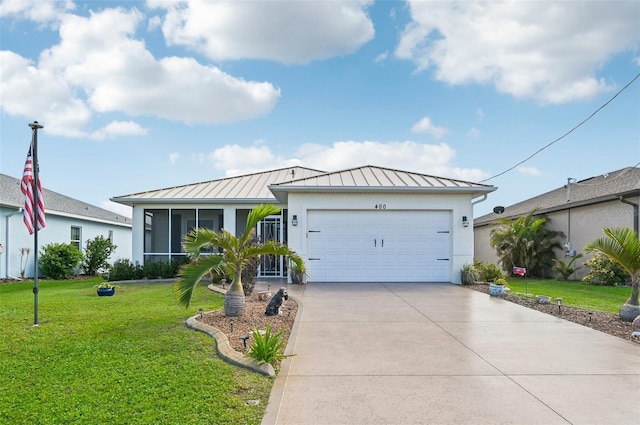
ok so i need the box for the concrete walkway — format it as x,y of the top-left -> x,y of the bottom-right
259,282 -> 640,425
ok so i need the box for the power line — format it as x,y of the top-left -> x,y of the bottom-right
480,71 -> 640,183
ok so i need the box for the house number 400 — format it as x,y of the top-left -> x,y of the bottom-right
374,204 -> 387,209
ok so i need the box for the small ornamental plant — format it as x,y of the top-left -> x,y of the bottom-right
493,277 -> 508,287
247,324 -> 294,366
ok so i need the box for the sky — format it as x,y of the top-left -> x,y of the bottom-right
1,0 -> 639,219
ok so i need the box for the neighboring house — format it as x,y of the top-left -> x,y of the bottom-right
1,173 -> 132,279
111,165 -> 496,284
474,167 -> 640,279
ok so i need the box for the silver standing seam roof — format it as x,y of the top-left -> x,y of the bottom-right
0,173 -> 131,226
474,167 -> 640,226
111,166 -> 326,205
111,165 -> 495,206
269,165 -> 496,203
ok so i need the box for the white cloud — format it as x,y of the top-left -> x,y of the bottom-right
89,121 -> 148,140
396,1 -> 640,104
374,51 -> 389,63
411,116 -> 448,138
517,166 -> 542,177
0,7 -> 280,137
148,0 -> 375,64
0,0 -> 74,24
197,140 -> 489,183
466,128 -> 481,139
169,152 -> 180,164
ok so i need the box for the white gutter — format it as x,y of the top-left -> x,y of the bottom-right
471,194 -> 488,206
3,208 -> 23,280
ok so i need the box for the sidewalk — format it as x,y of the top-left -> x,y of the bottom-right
259,282 -> 640,425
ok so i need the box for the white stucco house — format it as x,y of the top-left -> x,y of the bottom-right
1,173 -> 132,279
111,165 -> 496,284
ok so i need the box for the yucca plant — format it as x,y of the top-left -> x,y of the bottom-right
247,324 -> 294,366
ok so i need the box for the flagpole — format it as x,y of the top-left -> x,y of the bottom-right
29,121 -> 43,325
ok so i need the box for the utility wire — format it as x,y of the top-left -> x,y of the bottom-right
480,71 -> 640,183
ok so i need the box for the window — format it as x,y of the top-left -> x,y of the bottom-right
71,226 -> 81,250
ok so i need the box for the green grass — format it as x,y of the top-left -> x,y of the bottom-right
505,278 -> 631,313
0,278 -> 273,425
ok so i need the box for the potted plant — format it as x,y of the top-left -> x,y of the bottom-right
460,263 -> 477,285
489,277 -> 508,296
288,257 -> 308,285
96,282 -> 117,297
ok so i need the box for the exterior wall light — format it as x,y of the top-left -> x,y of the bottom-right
291,215 -> 298,226
462,216 -> 469,227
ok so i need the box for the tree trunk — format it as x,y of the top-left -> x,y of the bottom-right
619,280 -> 640,322
224,269 -> 245,317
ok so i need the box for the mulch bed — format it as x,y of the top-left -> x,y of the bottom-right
466,284 -> 639,345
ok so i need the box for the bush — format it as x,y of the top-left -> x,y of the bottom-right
108,258 -> 189,281
247,324 -> 294,366
108,258 -> 143,281
473,261 -> 504,282
582,252 -> 630,286
460,263 -> 478,285
553,253 -> 583,280
82,236 -> 117,276
39,243 -> 83,279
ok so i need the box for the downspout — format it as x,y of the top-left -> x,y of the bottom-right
4,208 -> 24,279
619,196 -> 639,235
471,194 -> 488,206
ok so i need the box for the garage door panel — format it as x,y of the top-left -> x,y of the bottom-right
307,210 -> 451,283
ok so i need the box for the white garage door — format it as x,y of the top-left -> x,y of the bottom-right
306,210 -> 451,282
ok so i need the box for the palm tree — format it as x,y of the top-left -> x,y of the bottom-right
585,227 -> 640,322
174,204 -> 305,317
490,210 -> 563,277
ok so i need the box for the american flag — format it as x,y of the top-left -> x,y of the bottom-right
512,267 -> 526,276
21,143 -> 46,235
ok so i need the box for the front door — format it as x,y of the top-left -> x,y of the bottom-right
257,214 -> 284,277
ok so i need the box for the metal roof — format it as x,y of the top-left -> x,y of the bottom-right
111,165 -> 495,206
474,167 -> 640,226
269,165 -> 496,203
0,173 -> 131,226
111,166 -> 326,205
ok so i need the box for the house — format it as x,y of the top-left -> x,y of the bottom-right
0,173 -> 132,279
111,165 -> 496,283
473,167 -> 640,279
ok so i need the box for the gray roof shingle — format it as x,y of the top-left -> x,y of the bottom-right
1,173 -> 131,226
474,167 -> 640,225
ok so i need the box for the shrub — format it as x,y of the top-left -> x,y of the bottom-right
460,263 -> 478,285
553,253 -> 583,280
247,324 -> 294,366
108,258 -> 143,281
473,261 -> 504,282
582,252 -> 630,286
82,235 -> 117,276
39,243 -> 83,279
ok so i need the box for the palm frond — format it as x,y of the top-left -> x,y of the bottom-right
182,227 -> 218,259
586,227 -> 640,279
174,254 -> 224,308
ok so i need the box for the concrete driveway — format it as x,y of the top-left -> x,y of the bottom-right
259,282 -> 640,425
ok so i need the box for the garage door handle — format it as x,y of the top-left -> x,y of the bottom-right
437,258 -> 449,261
309,258 -> 321,261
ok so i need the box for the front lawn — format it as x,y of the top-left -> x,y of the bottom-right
505,279 -> 631,313
0,278 -> 272,425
